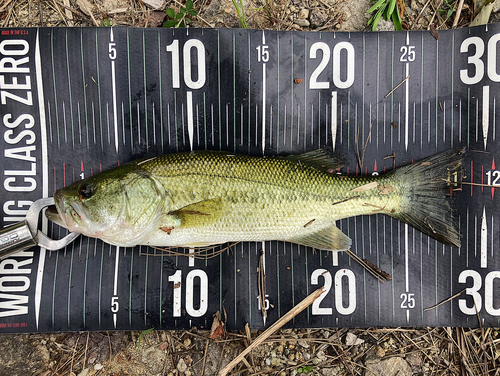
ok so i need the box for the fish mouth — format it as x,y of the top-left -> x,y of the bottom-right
46,191 -> 88,232
45,205 -> 66,227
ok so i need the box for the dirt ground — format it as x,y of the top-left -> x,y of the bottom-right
1,0 -> 500,375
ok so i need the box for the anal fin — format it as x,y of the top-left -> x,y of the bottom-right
288,223 -> 352,252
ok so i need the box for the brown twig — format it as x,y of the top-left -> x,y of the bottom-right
332,195 -> 360,206
258,250 -> 267,323
414,0 -> 431,25
83,332 -> 89,368
147,242 -> 240,260
345,250 -> 391,282
355,122 -> 373,172
452,0 -> 465,28
385,75 -> 410,98
423,289 -> 466,312
200,338 -> 210,376
219,287 -> 325,376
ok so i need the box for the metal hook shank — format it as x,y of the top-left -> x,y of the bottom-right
0,197 -> 80,259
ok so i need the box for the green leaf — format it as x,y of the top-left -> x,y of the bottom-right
166,8 -> 175,18
188,9 -> 197,16
186,0 -> 193,10
176,13 -> 183,19
185,18 -> 191,23
371,7 -> 384,30
180,7 -> 186,13
391,6 -> 402,30
367,0 -> 387,13
163,19 -> 177,27
137,328 -> 154,350
447,9 -> 453,18
386,0 -> 396,19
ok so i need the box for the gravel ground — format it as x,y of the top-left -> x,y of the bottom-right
1,0 -> 499,375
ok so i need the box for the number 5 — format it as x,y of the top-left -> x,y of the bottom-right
111,296 -> 119,313
109,42 -> 116,60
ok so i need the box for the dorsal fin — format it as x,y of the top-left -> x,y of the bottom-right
285,148 -> 345,173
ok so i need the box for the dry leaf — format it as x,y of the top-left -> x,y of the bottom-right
429,24 -> 439,40
210,311 -> 225,339
76,0 -> 94,16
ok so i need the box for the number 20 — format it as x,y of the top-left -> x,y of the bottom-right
309,42 -> 355,90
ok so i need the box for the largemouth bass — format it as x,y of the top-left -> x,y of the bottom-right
46,148 -> 464,251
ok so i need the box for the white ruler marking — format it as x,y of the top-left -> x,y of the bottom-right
111,59 -> 118,153
187,91 -> 194,151
331,91 -> 337,150
189,248 -> 195,267
262,63 -> 266,154
35,29 -> 49,330
113,246 -> 120,328
483,85 -> 489,150
405,223 -> 409,294
481,206 -> 487,268
405,63 -> 409,151
332,250 -> 338,266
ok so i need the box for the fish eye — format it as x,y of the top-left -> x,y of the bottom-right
79,182 -> 97,199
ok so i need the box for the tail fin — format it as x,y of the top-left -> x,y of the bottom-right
390,148 -> 465,247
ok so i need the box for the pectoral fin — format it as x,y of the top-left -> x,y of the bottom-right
288,223 -> 352,251
170,198 -> 224,228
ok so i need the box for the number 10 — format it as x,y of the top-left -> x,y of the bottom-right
166,39 -> 206,89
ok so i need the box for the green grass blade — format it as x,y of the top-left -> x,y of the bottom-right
391,6 -> 402,30
367,0 -> 388,13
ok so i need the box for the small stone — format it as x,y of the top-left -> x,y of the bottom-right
183,338 -> 191,348
342,9 -> 352,21
316,350 -> 327,361
303,352 -> 311,361
185,371 -> 192,376
141,0 -> 166,9
265,357 -> 272,366
298,340 -> 310,349
288,353 -> 295,361
294,19 -> 310,27
279,372 -> 287,376
323,330 -> 331,339
405,352 -> 422,373
290,5 -> 297,12
177,358 -> 188,373
365,357 -> 412,376
365,349 -> 380,365
375,345 -> 385,358
345,332 -> 364,346
298,8 -> 309,19
321,368 -> 337,376
310,9 -> 328,28
93,363 -> 103,371
271,357 -> 281,367
77,369 -> 89,376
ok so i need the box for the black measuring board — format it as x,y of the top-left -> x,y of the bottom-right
0,25 -> 499,333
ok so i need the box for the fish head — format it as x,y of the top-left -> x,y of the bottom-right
48,174 -> 127,237
47,164 -> 164,246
